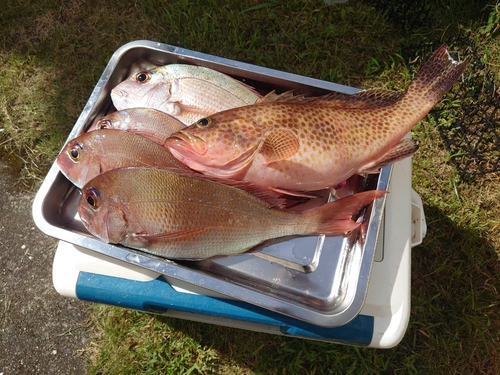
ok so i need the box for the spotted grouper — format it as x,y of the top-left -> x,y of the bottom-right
165,45 -> 468,193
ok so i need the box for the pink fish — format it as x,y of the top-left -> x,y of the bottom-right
78,166 -> 386,259
111,64 -> 261,125
88,108 -> 185,146
165,45 -> 467,193
56,129 -> 189,188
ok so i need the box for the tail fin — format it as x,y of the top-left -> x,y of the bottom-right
409,45 -> 468,104
304,190 -> 387,236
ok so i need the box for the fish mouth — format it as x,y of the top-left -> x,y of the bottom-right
110,88 -> 125,98
166,131 -> 208,156
77,202 -> 110,243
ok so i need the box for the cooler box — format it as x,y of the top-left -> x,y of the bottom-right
32,41 -> 427,348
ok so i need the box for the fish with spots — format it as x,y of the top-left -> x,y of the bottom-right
77,166 -> 386,260
165,45 -> 468,193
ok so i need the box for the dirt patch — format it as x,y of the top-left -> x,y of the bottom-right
0,160 -> 90,374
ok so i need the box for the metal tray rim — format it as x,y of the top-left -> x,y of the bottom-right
32,40 -> 391,327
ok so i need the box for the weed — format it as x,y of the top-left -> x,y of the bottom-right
480,2 -> 500,38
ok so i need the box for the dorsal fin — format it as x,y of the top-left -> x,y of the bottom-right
315,89 -> 404,109
255,90 -> 279,104
256,89 -> 403,108
255,90 -> 315,104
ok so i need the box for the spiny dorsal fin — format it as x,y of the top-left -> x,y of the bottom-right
315,89 -> 404,109
255,90 -> 315,104
256,89 -> 403,108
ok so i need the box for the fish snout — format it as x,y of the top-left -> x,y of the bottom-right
78,201 -> 110,242
166,131 -> 208,156
110,88 -> 128,106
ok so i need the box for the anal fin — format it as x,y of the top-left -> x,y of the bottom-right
360,138 -> 419,173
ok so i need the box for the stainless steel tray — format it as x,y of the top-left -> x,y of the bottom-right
32,40 -> 390,327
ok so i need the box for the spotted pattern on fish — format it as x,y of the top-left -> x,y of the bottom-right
166,45 -> 468,191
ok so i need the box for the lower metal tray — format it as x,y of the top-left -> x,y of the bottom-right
32,40 -> 390,327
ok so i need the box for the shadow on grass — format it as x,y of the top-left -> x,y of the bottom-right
370,0 -> 491,40
407,203 -> 500,374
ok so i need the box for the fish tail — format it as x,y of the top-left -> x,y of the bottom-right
303,190 -> 387,236
408,45 -> 468,104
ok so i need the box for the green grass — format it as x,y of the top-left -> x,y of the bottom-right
2,0 -> 500,374
87,305 -> 416,375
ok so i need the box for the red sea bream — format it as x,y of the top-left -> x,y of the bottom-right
56,129 -> 189,188
78,167 -> 386,259
111,64 -> 261,125
88,108 -> 185,146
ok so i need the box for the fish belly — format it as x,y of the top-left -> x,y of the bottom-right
243,156 -> 355,191
119,200 -> 295,259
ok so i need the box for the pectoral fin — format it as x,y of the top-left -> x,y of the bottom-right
132,227 -> 211,245
177,102 -> 211,116
270,187 -> 324,199
219,141 -> 267,179
360,138 -> 419,173
260,128 -> 300,164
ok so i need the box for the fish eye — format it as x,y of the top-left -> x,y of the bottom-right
86,187 -> 100,209
87,196 -> 96,207
196,118 -> 212,128
69,142 -> 83,161
96,118 -> 112,129
135,71 -> 151,83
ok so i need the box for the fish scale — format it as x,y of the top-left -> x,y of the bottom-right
87,108 -> 185,146
56,129 -> 189,188
77,167 -> 386,260
166,45 -> 468,193
111,64 -> 261,125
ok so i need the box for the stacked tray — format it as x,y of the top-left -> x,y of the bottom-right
33,40 -> 390,327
